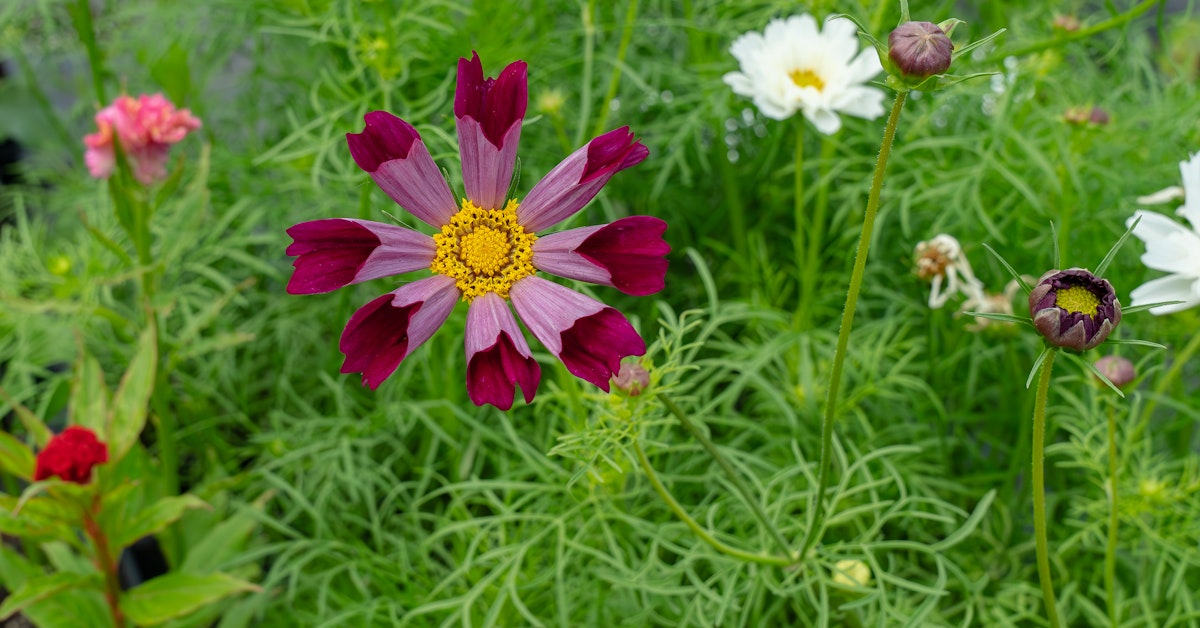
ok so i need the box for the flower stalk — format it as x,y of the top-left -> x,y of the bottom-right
1105,401 -> 1119,627
1032,348 -> 1061,628
83,496 -> 126,628
799,89 -> 907,557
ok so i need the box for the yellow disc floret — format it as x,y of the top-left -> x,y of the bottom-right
789,68 -> 825,91
1055,285 -> 1100,316
430,199 -> 537,301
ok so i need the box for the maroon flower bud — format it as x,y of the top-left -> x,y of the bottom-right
1064,105 -> 1110,127
34,426 -> 108,484
1094,355 -> 1136,389
612,361 -> 650,396
1028,268 -> 1121,352
888,21 -> 954,79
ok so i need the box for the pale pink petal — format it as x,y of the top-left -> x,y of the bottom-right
286,219 -> 434,294
510,276 -> 646,390
339,275 -> 459,389
455,53 -> 527,211
533,216 -> 669,295
347,111 -> 458,228
464,292 -> 540,409
457,118 -> 521,210
517,127 -> 648,232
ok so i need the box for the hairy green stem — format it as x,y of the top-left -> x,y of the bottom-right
658,394 -> 794,560
633,439 -> 792,567
590,0 -> 639,138
1105,402 -> 1119,627
1032,348 -> 1061,628
799,90 -> 907,558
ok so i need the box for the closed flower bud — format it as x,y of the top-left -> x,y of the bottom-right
1094,355 -> 1135,389
612,360 -> 650,396
1028,268 -> 1121,351
831,559 -> 872,588
34,426 -> 108,485
888,21 -> 953,80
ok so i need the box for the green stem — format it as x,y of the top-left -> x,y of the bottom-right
1105,402 -> 1119,627
84,496 -> 126,628
720,145 -> 748,265
1032,348 -> 1061,628
800,136 -> 836,326
1132,330 -> 1200,448
573,0 -> 597,148
793,119 -> 808,328
589,0 -> 639,138
68,0 -> 107,104
986,0 -> 1161,63
799,90 -> 908,558
658,394 -> 794,560
632,439 -> 792,567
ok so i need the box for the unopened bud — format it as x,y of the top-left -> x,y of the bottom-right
612,361 -> 650,396
1094,355 -> 1135,389
888,21 -> 954,80
1064,105 -> 1110,127
1052,15 -> 1081,32
1028,268 -> 1121,352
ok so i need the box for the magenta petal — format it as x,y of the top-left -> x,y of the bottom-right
455,52 -> 528,149
347,111 -> 457,227
534,216 -> 670,296
559,308 -> 645,391
464,293 -> 539,409
517,127 -> 648,232
339,276 -> 459,389
510,277 -> 645,391
286,219 -> 434,294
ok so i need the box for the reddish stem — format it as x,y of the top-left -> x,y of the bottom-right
83,495 -> 125,628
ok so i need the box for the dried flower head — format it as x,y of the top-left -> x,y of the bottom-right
34,426 -> 109,485
914,234 -> 984,308
1094,355 -> 1136,389
888,21 -> 954,80
960,278 -> 1025,332
1028,268 -> 1121,351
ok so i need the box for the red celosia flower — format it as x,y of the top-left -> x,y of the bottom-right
34,426 -> 109,484
286,52 -> 669,410
83,93 -> 202,185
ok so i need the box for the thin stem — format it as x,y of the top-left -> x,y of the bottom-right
590,0 -> 639,138
793,119 -> 808,328
800,136 -> 836,327
799,90 -> 908,557
632,439 -> 792,567
986,0 -> 1161,63
69,0 -> 107,105
1132,330 -> 1200,448
573,0 -> 597,148
83,496 -> 125,628
1032,348 -> 1061,628
1105,401 -> 1120,627
658,394 -> 794,559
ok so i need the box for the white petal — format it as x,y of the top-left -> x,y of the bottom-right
1136,186 -> 1185,205
807,107 -> 842,135
1128,210 -> 1191,243
1179,152 -> 1200,229
1139,230 -> 1200,275
831,85 -> 887,120
1129,274 -> 1200,315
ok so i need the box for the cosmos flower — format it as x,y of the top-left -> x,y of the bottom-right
83,93 -> 202,185
1028,268 -> 1121,351
286,53 -> 669,410
1127,152 -> 1200,314
914,234 -> 985,308
34,426 -> 109,485
722,14 -> 886,134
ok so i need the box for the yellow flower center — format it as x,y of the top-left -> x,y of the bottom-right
789,68 -> 825,91
430,199 -> 537,301
1055,285 -> 1100,316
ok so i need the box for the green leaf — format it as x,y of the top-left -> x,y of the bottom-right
981,243 -> 1032,294
120,572 -> 259,626
932,489 -> 997,551
149,43 -> 192,107
1094,213 -> 1139,279
108,322 -> 158,462
0,545 -> 41,590
1122,300 -> 1183,315
0,571 -> 102,622
1106,338 -> 1167,350
0,431 -> 34,479
111,495 -> 209,552
180,493 -> 270,574
70,352 -> 109,436
961,311 -> 1032,326
0,386 -> 52,447
1026,346 -> 1053,389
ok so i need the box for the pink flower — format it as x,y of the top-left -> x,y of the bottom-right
34,426 -> 109,485
286,53 -> 669,410
83,93 -> 202,185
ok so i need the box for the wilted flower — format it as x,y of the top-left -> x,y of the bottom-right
1028,268 -> 1121,351
1064,105 -> 1110,127
1126,152 -> 1200,314
960,278 -> 1024,332
612,360 -> 650,396
723,15 -> 886,134
34,426 -> 108,485
914,234 -> 984,308
286,53 -> 669,410
1094,355 -> 1136,389
888,21 -> 954,80
83,93 -> 201,185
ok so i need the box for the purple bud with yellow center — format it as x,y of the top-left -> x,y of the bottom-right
1028,268 -> 1121,351
888,21 -> 954,80
1094,355 -> 1135,389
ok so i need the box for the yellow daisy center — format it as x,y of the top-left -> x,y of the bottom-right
430,199 -> 537,301
789,68 -> 825,91
1055,285 -> 1100,316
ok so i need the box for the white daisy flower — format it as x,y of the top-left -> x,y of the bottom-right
1127,152 -> 1200,315
723,14 -> 886,134
914,234 -> 985,309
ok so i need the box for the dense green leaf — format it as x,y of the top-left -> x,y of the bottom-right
0,431 -> 34,479
107,322 -> 158,462
70,352 -> 109,435
110,494 -> 209,552
120,572 -> 258,626
0,571 -> 102,622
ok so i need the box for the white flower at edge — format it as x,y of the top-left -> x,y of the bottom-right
1127,152 -> 1200,314
723,14 -> 886,134
914,234 -> 985,309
